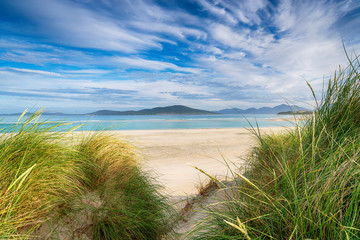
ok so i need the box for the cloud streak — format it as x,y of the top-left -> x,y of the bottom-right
2,67 -> 62,77
0,0 -> 359,113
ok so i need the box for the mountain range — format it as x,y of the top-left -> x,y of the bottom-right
89,105 -> 216,115
216,104 -> 308,114
1,104 -> 309,116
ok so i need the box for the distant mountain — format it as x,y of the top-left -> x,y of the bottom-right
217,104 -> 309,114
1,104 -> 309,116
88,105 -> 217,115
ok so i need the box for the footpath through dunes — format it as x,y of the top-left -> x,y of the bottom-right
109,127 -> 291,238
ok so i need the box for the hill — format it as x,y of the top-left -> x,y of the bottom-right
217,104 -> 309,114
89,105 -> 217,115
2,104 -> 309,116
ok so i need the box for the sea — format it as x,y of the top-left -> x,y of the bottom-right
0,114 -> 298,132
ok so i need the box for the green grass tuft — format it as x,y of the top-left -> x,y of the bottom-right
0,111 -> 172,239
190,54 -> 360,239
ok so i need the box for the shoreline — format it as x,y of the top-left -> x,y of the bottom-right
106,127 -> 290,196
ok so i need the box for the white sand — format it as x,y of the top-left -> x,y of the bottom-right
110,127 -> 287,196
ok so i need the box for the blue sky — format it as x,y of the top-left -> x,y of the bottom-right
0,0 -> 359,113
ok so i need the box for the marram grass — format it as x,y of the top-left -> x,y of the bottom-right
190,55 -> 360,239
0,111 -> 172,239
0,111 -> 82,239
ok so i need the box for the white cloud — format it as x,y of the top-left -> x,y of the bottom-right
0,69 -> 213,111
258,0 -> 349,81
222,0 -> 268,25
210,23 -> 274,54
114,57 -> 203,74
194,0 -> 359,105
196,0 -> 237,24
10,0 -> 162,53
2,67 -> 62,77
196,0 -> 268,25
60,69 -> 110,74
115,57 -> 177,71
274,0 -> 296,32
1,0 -> 360,112
221,51 -> 246,60
208,46 -> 223,55
131,21 -> 207,40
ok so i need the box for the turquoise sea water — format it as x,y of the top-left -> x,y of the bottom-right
0,114 -> 297,132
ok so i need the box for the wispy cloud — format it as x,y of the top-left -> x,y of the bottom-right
2,67 -> 62,77
0,0 -> 359,112
196,0 -> 355,101
114,57 -> 203,74
60,69 -> 110,75
4,0 -> 163,53
209,23 -> 274,54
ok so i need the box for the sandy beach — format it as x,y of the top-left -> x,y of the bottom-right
110,127 -> 288,196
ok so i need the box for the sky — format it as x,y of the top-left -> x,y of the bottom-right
0,0 -> 360,114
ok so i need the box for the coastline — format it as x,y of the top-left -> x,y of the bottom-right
105,127 -> 290,196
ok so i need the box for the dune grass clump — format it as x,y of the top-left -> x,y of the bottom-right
191,55 -> 360,239
0,112 -> 171,239
58,133 -> 172,239
0,111 -> 83,239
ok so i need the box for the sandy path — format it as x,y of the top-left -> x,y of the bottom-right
110,127 -> 286,196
